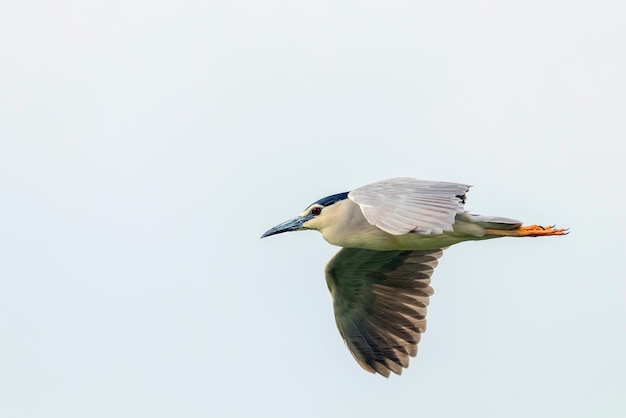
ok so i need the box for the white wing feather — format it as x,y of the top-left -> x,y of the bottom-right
348,178 -> 470,235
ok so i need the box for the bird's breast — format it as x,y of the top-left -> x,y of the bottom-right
324,227 -> 468,250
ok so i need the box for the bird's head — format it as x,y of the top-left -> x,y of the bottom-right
261,192 -> 349,238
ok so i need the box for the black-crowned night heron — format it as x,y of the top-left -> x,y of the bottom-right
261,177 -> 567,377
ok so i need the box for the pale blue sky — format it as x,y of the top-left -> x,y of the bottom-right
1,1 -> 625,417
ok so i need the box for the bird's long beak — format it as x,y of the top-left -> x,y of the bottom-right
261,216 -> 308,238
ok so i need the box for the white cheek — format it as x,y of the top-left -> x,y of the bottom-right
303,217 -> 322,230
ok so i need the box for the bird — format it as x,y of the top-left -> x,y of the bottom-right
261,177 -> 567,377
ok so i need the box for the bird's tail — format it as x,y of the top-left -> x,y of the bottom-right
466,214 -> 522,230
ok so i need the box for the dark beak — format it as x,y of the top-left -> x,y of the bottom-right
261,216 -> 308,238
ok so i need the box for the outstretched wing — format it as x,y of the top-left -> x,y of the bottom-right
348,177 -> 470,235
325,247 -> 444,377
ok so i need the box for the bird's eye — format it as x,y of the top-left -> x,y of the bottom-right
311,207 -> 322,216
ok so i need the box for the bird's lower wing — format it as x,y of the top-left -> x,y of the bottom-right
324,247 -> 444,377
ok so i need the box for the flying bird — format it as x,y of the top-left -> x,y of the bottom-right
261,177 -> 567,377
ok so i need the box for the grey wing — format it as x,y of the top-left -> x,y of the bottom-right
463,213 -> 522,230
348,177 -> 470,235
325,247 -> 444,377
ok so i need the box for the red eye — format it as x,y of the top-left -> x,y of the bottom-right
311,207 -> 322,216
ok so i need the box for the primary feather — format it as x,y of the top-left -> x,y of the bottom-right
325,248 -> 443,377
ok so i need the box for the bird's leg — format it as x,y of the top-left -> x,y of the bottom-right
483,224 -> 569,237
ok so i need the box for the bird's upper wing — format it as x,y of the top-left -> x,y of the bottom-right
325,247 -> 444,377
348,177 -> 470,235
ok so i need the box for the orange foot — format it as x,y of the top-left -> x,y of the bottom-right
484,224 -> 569,237
516,224 -> 569,237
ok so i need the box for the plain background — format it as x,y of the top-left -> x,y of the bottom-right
1,1 -> 625,417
